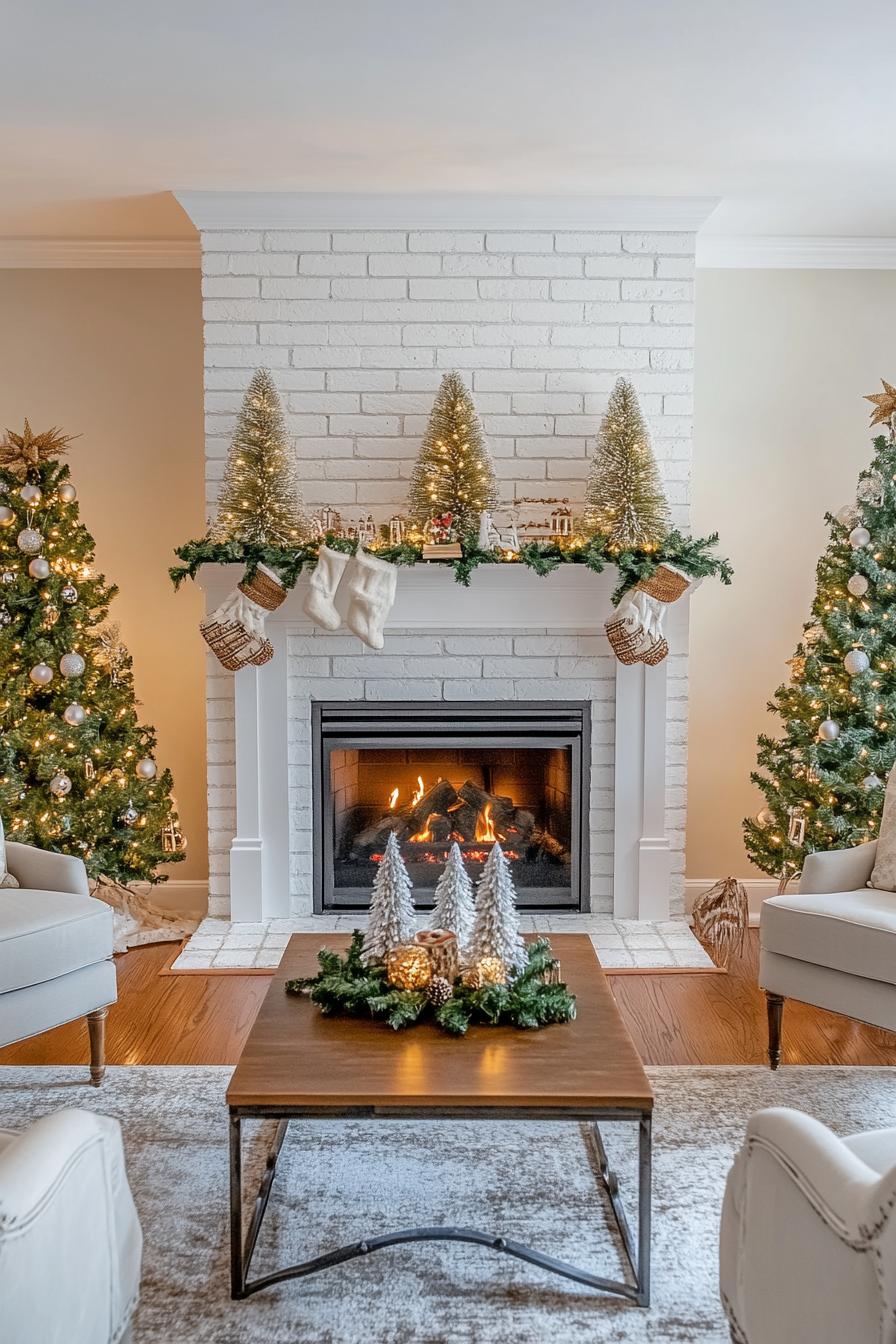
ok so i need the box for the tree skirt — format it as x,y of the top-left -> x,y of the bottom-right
2,1065 -> 893,1343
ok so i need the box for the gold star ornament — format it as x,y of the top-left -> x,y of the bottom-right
0,420 -> 78,479
865,380 -> 896,434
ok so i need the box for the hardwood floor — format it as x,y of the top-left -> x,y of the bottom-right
1,931 -> 894,1069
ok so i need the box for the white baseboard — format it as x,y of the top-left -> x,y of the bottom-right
685,878 -> 779,928
129,879 -> 209,918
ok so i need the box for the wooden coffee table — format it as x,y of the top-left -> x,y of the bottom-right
227,933 -> 653,1305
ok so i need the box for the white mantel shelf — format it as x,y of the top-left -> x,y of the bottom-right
197,564 -> 688,924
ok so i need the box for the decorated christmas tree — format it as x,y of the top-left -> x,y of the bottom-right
470,841 -> 527,971
407,371 -> 498,537
0,423 -> 183,884
430,841 -> 475,954
583,377 -> 670,551
745,381 -> 896,884
211,368 -> 308,546
361,830 -> 417,963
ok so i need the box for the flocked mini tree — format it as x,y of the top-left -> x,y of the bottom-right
583,377 -> 670,551
407,371 -> 498,537
361,831 -> 417,963
0,423 -> 183,884
470,841 -> 527,972
211,368 -> 308,546
745,381 -> 896,884
430,841 -> 475,955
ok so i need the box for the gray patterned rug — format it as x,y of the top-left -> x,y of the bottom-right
1,1066 -> 894,1343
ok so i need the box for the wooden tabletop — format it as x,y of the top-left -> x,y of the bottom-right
227,934 -> 653,1115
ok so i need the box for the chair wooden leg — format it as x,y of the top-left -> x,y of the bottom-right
765,992 -> 784,1071
87,1007 -> 108,1086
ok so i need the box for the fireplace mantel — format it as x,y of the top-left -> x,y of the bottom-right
198,564 -> 688,923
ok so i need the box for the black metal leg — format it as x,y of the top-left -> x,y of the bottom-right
229,1113 -> 244,1299
637,1111 -> 652,1307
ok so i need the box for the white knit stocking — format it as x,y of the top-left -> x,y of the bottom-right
344,550 -> 398,650
302,545 -> 350,631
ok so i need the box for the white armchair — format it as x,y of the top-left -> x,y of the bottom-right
0,842 -> 116,1083
0,1108 -> 142,1344
720,1106 -> 896,1343
758,839 -> 896,1067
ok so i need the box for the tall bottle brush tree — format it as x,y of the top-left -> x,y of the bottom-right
583,377 -> 670,551
407,371 -> 498,538
211,367 -> 309,546
745,381 -> 896,883
0,422 -> 183,884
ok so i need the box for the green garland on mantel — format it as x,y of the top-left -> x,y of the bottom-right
285,932 -> 577,1035
170,529 -> 732,606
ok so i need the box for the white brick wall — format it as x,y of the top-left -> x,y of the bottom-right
197,223 -> 695,921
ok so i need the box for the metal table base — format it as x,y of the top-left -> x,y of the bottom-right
229,1106 -> 652,1307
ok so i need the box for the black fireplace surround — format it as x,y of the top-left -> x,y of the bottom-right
312,701 -> 591,913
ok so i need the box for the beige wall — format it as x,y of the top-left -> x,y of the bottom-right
0,270 -> 207,882
690,267 -> 896,879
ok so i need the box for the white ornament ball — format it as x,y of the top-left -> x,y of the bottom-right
818,718 -> 840,742
857,473 -> 883,504
849,526 -> 871,550
16,527 -> 43,555
0,505 -> 14,526
863,773 -> 884,791
59,652 -> 85,679
27,556 -> 50,580
135,757 -> 157,780
29,662 -> 53,687
847,573 -> 869,596
757,807 -> 775,828
836,504 -> 859,526
63,702 -> 86,726
49,772 -> 72,798
121,801 -> 139,827
60,584 -> 78,604
57,482 -> 77,504
18,484 -> 41,506
844,649 -> 871,677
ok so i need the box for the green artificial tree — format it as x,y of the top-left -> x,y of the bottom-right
407,370 -> 498,537
583,377 -> 670,551
745,381 -> 896,885
0,422 -> 184,884
211,368 -> 308,545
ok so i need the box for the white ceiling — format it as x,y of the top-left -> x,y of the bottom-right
2,0 -> 895,242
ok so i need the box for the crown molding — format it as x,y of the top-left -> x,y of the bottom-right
174,190 -> 720,233
696,234 -> 896,269
0,237 -> 200,268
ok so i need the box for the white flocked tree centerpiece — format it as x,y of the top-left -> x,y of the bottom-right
361,831 -> 417,964
430,841 -> 475,956
470,841 -> 527,973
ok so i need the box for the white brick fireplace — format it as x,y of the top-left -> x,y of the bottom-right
177,193 -> 712,924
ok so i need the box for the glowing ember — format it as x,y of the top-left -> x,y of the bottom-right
388,787 -> 399,810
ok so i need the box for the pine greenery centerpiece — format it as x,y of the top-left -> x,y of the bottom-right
584,378 -> 670,552
407,371 -> 498,537
0,423 -> 183,883
745,383 -> 896,882
211,368 -> 309,546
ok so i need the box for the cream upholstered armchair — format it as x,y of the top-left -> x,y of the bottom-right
720,1106 -> 896,1344
759,839 -> 896,1067
0,1108 -> 142,1344
0,841 -> 116,1082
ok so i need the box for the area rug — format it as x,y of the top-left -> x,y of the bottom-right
170,915 -> 716,972
2,1066 -> 892,1343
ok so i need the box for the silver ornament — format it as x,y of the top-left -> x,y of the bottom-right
60,584 -> 78,604
817,718 -> 840,742
121,800 -> 139,827
0,505 -> 14,526
1,571 -> 15,585
28,662 -> 54,687
804,624 -> 824,645
16,528 -> 43,555
844,649 -> 871,677
848,526 -> 871,550
0,606 -> 10,627
847,573 -> 869,596
57,482 -> 77,504
18,484 -> 41,506
863,773 -> 883,791
27,556 -> 50,580
836,504 -> 859,527
857,473 -> 884,505
757,807 -> 775,828
63,702 -> 86,726
59,652 -> 86,678
135,756 -> 157,780
49,772 -> 72,798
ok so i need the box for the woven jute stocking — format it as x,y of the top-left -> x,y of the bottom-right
200,563 -> 285,670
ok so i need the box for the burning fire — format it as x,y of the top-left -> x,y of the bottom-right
409,812 -> 437,843
411,775 -> 425,805
475,802 -> 504,844
388,787 -> 399,810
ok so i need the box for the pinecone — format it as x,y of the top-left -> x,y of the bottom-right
427,975 -> 454,1006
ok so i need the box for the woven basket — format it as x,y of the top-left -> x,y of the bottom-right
605,616 -> 642,665
238,564 -> 286,612
640,635 -> 669,666
200,618 -> 270,671
635,563 -> 690,605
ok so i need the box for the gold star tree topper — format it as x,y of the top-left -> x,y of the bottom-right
865,380 -> 896,436
0,420 -> 78,479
